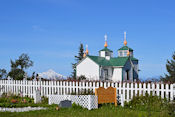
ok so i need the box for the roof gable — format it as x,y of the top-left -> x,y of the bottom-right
75,56 -> 100,67
118,46 -> 133,51
99,47 -> 113,52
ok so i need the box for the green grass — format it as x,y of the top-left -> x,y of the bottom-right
0,94 -> 173,117
0,104 -> 171,117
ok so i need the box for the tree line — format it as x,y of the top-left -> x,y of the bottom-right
0,53 -> 34,80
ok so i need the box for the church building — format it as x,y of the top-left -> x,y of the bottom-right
76,32 -> 139,82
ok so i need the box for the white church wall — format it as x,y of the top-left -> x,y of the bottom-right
112,68 -> 122,82
105,56 -> 110,60
76,57 -> 99,80
99,51 -> 105,57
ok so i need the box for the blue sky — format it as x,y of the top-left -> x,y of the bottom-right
0,0 -> 175,79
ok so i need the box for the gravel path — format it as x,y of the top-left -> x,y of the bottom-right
0,107 -> 47,112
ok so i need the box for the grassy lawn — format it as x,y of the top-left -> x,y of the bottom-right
0,104 -> 170,117
0,94 -> 173,117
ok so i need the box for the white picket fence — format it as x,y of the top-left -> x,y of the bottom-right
0,80 -> 175,103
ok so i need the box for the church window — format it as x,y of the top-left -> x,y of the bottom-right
105,52 -> 110,56
124,51 -> 127,56
120,51 -> 123,56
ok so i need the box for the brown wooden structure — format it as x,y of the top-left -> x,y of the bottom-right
95,87 -> 117,106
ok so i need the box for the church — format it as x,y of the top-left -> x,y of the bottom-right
76,32 -> 139,82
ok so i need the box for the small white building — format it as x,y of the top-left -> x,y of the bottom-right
76,33 -> 139,82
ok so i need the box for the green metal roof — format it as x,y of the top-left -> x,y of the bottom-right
87,55 -> 138,67
131,57 -> 138,61
99,47 -> 113,52
118,46 -> 133,51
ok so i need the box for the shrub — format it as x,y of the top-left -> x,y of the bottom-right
41,96 -> 48,104
167,102 -> 175,117
77,75 -> 86,81
22,97 -> 34,103
0,94 -> 50,108
72,102 -> 83,109
124,93 -> 169,112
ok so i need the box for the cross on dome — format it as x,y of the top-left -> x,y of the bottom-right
83,44 -> 89,57
124,32 -> 127,46
104,34 -> 107,41
104,34 -> 108,47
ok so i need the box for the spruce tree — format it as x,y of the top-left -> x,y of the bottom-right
0,69 -> 7,79
71,43 -> 84,79
75,43 -> 84,61
161,52 -> 175,83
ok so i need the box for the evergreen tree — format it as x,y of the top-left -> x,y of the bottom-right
75,43 -> 84,61
161,52 -> 175,83
71,63 -> 76,79
71,43 -> 84,79
0,69 -> 7,79
8,53 -> 33,80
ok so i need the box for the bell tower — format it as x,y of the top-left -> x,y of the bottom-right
99,34 -> 113,60
118,32 -> 133,57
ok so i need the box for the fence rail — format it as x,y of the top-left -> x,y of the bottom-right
0,80 -> 175,102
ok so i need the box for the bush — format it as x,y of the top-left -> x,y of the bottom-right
124,93 -> 169,112
0,93 -> 50,108
77,75 -> 86,81
72,102 -> 83,109
41,96 -> 48,104
167,102 -> 175,116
